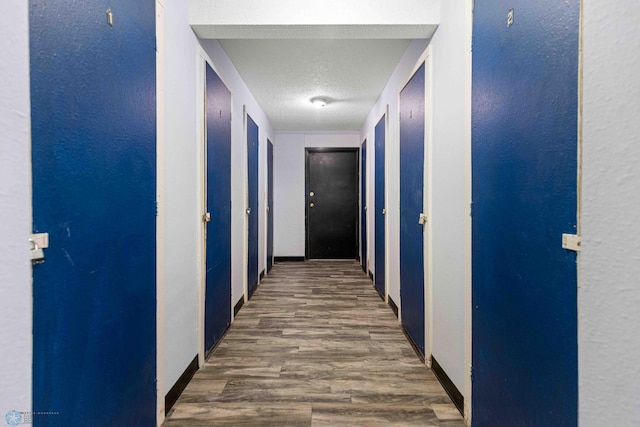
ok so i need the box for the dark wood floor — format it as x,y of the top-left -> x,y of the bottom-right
165,260 -> 465,426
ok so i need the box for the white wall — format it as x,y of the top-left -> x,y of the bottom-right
428,0 -> 471,394
189,0 -> 439,39
359,0 -> 472,405
160,1 -> 274,402
0,0 -> 32,416
580,2 -> 640,425
360,39 -> 430,310
273,132 -> 360,257
160,0 -> 200,398
198,39 -> 275,303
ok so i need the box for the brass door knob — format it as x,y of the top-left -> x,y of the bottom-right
309,202 -> 315,208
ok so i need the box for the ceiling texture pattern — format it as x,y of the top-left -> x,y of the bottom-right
189,0 -> 440,131
219,39 -> 411,131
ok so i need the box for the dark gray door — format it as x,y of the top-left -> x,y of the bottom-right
306,149 -> 359,259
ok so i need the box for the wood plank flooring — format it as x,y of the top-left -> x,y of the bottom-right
165,260 -> 465,426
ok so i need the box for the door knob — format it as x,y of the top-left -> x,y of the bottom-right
246,208 -> 251,215
382,208 -> 387,215
202,212 -> 211,223
309,191 -> 315,197
418,213 -> 427,225
309,202 -> 315,208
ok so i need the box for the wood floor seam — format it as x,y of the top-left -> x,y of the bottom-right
165,260 -> 464,426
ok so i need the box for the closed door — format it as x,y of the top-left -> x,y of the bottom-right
204,63 -> 231,353
375,116 -> 386,298
246,115 -> 259,297
267,140 -> 274,273
30,0 -> 157,424
472,1 -> 579,425
360,140 -> 367,271
306,149 -> 359,259
400,63 -> 426,355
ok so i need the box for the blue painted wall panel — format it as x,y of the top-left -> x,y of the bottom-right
205,64 -> 232,353
267,140 -> 274,273
375,117 -> 386,296
360,140 -> 367,270
472,1 -> 579,425
30,1 -> 156,425
400,64 -> 426,354
247,116 -> 259,296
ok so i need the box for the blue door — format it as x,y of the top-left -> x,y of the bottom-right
374,116 -> 386,297
400,64 -> 426,355
267,140 -> 274,273
247,115 -> 259,297
360,140 -> 367,271
205,64 -> 232,353
30,1 -> 157,425
472,1 -> 579,425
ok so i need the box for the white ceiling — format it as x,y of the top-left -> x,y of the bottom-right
218,39 -> 412,131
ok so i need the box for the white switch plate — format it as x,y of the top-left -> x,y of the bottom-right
562,233 -> 581,251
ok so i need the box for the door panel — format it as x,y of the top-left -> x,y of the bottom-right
360,140 -> 367,271
375,116 -> 386,297
247,115 -> 259,297
205,64 -> 231,353
306,149 -> 359,259
267,140 -> 274,273
400,63 -> 426,355
472,1 -> 579,425
30,1 -> 157,425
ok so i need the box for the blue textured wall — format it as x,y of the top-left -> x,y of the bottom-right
472,1 -> 579,425
400,64 -> 426,354
205,64 -> 232,353
267,140 -> 274,272
375,116 -> 386,296
360,140 -> 367,270
247,115 -> 259,295
30,0 -> 157,425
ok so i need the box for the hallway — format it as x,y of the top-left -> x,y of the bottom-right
165,261 -> 464,426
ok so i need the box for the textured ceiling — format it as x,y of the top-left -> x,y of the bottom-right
219,39 -> 412,131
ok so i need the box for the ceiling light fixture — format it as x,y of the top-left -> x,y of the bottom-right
310,97 -> 327,108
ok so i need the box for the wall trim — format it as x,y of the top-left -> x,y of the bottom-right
233,297 -> 244,317
402,325 -> 425,363
274,256 -> 305,262
432,356 -> 464,416
388,296 -> 399,318
164,355 -> 199,415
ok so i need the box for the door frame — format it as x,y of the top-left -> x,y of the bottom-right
397,46 -> 433,365
245,110 -> 260,299
195,46 -> 235,364
374,111 -> 388,302
304,147 -> 360,259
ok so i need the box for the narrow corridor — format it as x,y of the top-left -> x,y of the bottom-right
165,261 -> 464,426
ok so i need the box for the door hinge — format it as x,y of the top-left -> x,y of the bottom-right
470,201 -> 474,217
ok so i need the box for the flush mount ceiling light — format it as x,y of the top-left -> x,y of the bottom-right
310,97 -> 327,108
